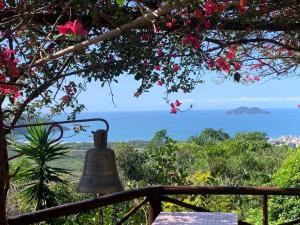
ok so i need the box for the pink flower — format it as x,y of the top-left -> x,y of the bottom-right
175,100 -> 182,107
226,46 -> 236,60
61,95 -> 71,104
184,19 -> 192,26
134,91 -> 141,97
207,59 -> 214,69
233,62 -> 242,70
297,104 -> 300,108
253,76 -> 260,81
250,63 -> 264,70
0,84 -> 20,99
154,65 -> 161,71
218,1 -> 230,12
13,59 -> 19,65
288,50 -> 295,57
259,0 -> 267,13
0,0 -> 5,10
240,0 -> 247,8
57,21 -> 73,35
244,75 -> 251,82
166,22 -> 173,28
238,6 -> 247,14
156,49 -> 164,57
71,20 -> 88,36
57,20 -> 87,36
215,57 -> 230,73
140,33 -> 149,41
238,0 -> 248,14
204,20 -> 212,30
13,91 -> 21,100
10,67 -> 20,78
4,48 -> 16,58
153,23 -> 160,33
194,8 -> 202,19
170,106 -> 177,114
173,64 -> 180,72
204,1 -> 218,17
157,80 -> 163,86
181,34 -> 201,49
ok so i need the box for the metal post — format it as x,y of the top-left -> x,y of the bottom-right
262,195 -> 268,225
147,187 -> 161,225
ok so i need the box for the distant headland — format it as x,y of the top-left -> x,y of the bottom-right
226,107 -> 270,115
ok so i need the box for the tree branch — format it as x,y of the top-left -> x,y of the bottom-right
31,0 -> 191,67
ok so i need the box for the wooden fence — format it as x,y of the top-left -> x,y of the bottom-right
7,185 -> 300,225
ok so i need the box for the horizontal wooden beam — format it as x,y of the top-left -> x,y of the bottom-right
161,186 -> 300,196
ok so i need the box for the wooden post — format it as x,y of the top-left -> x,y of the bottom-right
99,207 -> 103,225
147,187 -> 162,225
0,111 -> 8,225
262,195 -> 268,225
96,194 -> 104,225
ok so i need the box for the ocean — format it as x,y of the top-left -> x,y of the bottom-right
50,108 -> 300,142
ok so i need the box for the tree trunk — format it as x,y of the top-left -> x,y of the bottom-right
0,110 -> 8,225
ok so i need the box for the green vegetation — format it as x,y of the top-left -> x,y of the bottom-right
8,128 -> 299,224
13,126 -> 69,211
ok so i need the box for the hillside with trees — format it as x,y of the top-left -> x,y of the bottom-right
8,128 -> 297,224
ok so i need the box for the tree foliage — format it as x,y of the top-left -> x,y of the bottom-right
188,128 -> 230,145
234,131 -> 268,142
7,128 -> 297,224
115,142 -> 147,182
268,150 -> 300,223
113,129 -> 292,224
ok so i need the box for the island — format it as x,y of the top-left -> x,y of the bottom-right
225,107 -> 270,115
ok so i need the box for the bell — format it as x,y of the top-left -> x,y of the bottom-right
77,129 -> 123,194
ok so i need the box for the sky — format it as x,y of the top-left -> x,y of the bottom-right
77,74 -> 300,112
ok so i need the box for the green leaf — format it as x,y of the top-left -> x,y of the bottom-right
116,0 -> 125,6
234,72 -> 241,82
14,125 -> 69,210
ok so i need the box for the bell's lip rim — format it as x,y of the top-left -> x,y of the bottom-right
86,148 -> 114,151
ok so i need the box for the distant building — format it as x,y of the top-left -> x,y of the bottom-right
268,135 -> 300,148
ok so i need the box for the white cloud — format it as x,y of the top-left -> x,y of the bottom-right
180,98 -> 196,103
198,96 -> 300,103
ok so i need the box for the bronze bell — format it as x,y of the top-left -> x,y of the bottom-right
77,129 -> 123,194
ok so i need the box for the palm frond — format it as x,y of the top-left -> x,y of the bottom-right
14,125 -> 70,210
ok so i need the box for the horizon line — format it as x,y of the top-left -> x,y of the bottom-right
59,107 -> 299,114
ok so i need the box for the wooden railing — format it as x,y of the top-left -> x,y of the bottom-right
7,185 -> 300,225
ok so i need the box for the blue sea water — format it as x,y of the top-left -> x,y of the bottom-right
52,108 -> 300,142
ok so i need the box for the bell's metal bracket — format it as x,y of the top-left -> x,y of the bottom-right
6,118 -> 109,162
11,117 -> 109,140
